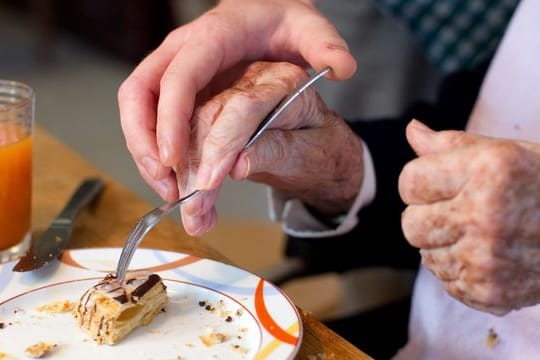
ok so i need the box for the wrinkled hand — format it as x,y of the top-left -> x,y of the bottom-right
399,120 -> 540,315
167,61 -> 363,235
118,0 -> 356,208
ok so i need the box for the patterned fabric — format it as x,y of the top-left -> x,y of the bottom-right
375,0 -> 519,72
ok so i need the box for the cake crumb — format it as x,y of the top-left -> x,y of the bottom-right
199,332 -> 229,347
231,344 -> 248,354
25,342 -> 57,358
0,352 -> 10,359
486,328 -> 500,348
36,300 -> 74,313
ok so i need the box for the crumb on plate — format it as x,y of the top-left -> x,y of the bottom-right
35,300 -> 74,313
25,342 -> 57,358
0,352 -> 10,359
231,344 -> 248,354
199,332 -> 229,347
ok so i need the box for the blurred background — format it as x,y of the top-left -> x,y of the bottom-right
0,0 -> 439,346
0,0 -> 280,269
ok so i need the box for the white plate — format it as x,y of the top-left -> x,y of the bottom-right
0,248 -> 302,359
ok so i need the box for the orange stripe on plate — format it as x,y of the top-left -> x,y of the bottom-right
254,322 -> 300,360
146,255 -> 200,272
255,278 -> 299,346
60,250 -> 201,273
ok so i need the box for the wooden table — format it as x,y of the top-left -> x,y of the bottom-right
33,128 -> 373,360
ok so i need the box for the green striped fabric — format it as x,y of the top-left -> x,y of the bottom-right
376,0 -> 518,72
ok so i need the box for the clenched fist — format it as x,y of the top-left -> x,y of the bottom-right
399,120 -> 540,315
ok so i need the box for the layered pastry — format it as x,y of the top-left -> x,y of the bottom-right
73,271 -> 168,345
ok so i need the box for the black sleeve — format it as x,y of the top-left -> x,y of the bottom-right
284,59 -> 491,274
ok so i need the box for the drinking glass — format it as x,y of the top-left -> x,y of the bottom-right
0,80 -> 34,263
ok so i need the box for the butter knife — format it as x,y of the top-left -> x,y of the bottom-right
12,177 -> 104,272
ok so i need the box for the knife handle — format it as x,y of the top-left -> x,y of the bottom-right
58,178 -> 105,220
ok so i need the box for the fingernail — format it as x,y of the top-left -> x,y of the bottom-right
185,215 -> 203,236
327,43 -> 349,52
183,192 -> 203,217
196,163 -> 213,190
159,140 -> 171,164
141,156 -> 159,178
410,119 -> 433,133
236,153 -> 250,180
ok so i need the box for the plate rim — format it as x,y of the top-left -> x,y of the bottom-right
0,247 -> 303,360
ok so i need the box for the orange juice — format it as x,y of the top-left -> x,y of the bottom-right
0,136 -> 32,250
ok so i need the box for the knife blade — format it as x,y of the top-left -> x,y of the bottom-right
12,177 -> 104,272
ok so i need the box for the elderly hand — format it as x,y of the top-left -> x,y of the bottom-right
399,120 -> 540,315
118,0 -> 356,207
166,61 -> 363,235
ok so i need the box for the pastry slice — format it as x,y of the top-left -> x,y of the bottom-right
73,271 -> 168,345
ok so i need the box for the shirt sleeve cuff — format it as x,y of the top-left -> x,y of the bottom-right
268,140 -> 376,238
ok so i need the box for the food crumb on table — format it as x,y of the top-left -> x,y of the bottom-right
0,352 -> 11,359
486,328 -> 500,348
24,342 -> 57,358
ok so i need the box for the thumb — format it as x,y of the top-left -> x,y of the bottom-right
406,119 -> 472,157
292,14 -> 357,80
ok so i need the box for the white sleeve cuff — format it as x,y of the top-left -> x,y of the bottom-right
268,140 -> 376,238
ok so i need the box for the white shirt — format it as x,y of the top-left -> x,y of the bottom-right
396,0 -> 540,358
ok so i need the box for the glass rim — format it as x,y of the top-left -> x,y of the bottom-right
0,79 -> 35,113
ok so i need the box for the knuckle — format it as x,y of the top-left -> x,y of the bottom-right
276,63 -> 308,94
279,62 -> 308,84
196,12 -> 234,45
205,130 -> 238,159
400,207 -> 421,245
124,140 -> 139,158
479,141 -> 524,173
231,91 -> 266,116
475,281 -> 502,306
269,131 -> 290,164
159,69 -> 181,89
398,161 -> 423,203
193,99 -> 223,127
445,130 -> 470,147
162,26 -> 185,44
118,76 -> 141,103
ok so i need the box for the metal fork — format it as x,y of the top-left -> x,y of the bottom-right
115,66 -> 330,282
